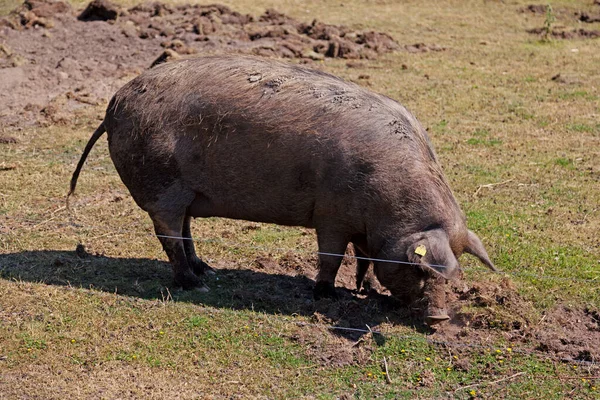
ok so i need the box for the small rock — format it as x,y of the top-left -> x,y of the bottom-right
149,49 -> 181,68
303,49 -> 324,60
247,73 -> 262,82
78,0 -> 120,22
345,61 -> 365,68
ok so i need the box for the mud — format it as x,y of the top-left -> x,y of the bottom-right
0,0 -> 400,129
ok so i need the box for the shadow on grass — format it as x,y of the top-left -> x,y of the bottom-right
0,249 -> 431,338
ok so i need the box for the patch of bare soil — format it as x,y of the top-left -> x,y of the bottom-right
521,4 -> 550,14
577,12 -> 600,23
521,3 -> 600,33
215,249 -> 400,332
533,306 -> 600,362
0,134 -> 18,143
404,43 -> 446,53
242,251 -> 600,364
0,0 -> 400,129
289,324 -> 373,367
527,27 -> 600,39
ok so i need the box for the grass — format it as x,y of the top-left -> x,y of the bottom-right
1,0 -> 600,398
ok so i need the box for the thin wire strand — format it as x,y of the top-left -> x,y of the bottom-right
2,219 -> 598,283
155,233 -> 599,283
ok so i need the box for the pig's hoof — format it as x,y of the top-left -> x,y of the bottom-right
424,314 -> 450,326
194,283 -> 210,293
174,270 -> 205,290
314,281 -> 337,300
190,257 -> 216,276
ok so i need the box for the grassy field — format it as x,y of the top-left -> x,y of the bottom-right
1,0 -> 599,398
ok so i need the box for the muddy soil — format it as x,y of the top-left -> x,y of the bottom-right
0,0 -> 399,129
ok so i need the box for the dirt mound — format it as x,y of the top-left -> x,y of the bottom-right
428,277 -> 600,363
404,43 -> 446,53
577,12 -> 600,23
527,27 -> 600,39
521,4 -> 550,14
289,324 -> 373,367
0,0 -> 400,129
433,277 -> 533,344
78,0 -> 119,21
521,4 -> 600,29
9,0 -> 72,28
0,134 -> 19,143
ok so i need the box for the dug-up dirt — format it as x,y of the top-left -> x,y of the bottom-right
0,0 -> 399,130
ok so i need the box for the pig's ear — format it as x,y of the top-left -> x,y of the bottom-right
465,230 -> 497,271
406,230 -> 459,280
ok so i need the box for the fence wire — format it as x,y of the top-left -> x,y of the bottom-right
1,216 -> 599,284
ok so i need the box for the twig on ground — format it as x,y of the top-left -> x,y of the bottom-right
556,376 -> 599,380
473,178 -> 514,198
456,372 -> 526,392
383,356 -> 392,384
366,324 -> 374,336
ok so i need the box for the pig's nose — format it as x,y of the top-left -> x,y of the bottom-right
425,314 -> 451,326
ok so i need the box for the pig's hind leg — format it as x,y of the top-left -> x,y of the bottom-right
146,191 -> 209,291
182,215 -> 216,276
314,229 -> 349,299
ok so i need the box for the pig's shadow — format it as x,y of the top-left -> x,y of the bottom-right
0,250 -> 431,338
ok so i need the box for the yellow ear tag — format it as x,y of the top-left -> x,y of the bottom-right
414,244 -> 427,257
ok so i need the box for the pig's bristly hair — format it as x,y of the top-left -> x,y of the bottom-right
113,55 -> 461,231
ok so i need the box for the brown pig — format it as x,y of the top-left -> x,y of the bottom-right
69,55 -> 496,325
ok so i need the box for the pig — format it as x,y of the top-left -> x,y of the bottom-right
69,55 -> 496,325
